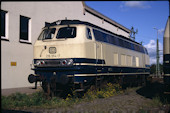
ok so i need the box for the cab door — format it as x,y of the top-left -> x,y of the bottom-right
87,27 -> 103,65
92,29 -> 104,73
95,42 -> 103,65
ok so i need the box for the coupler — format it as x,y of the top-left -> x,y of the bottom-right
28,74 -> 42,89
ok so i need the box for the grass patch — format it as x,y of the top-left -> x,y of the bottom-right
2,91 -> 48,109
1,83 -> 123,110
147,96 -> 163,107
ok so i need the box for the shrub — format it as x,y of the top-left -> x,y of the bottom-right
83,83 -> 122,100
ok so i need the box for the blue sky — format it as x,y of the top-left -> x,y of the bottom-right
85,1 -> 169,64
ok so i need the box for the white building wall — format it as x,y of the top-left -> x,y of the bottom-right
1,2 -> 84,89
1,1 -> 130,89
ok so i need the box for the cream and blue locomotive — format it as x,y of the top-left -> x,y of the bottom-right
28,20 -> 150,96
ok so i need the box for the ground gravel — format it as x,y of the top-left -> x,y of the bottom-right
2,81 -> 170,113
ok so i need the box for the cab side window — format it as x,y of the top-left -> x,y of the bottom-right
86,28 -> 92,40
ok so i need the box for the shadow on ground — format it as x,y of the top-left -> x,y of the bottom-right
2,110 -> 31,113
136,81 -> 170,104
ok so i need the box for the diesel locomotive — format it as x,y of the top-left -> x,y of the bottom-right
28,20 -> 150,96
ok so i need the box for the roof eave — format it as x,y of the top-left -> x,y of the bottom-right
82,1 -> 131,33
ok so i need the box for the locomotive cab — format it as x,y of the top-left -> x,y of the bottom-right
34,25 -> 94,59
29,20 -> 96,95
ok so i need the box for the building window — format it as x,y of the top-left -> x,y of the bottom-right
20,15 -> 31,42
1,10 -> 8,39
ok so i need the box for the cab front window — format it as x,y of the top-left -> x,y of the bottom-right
56,27 -> 76,39
38,28 -> 56,40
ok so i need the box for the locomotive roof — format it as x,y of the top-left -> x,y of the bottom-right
45,20 -> 143,46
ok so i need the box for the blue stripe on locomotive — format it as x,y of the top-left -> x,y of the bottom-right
33,58 -> 150,83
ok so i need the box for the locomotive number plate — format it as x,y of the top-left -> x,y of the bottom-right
49,47 -> 56,54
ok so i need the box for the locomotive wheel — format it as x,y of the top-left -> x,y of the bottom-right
50,76 -> 57,97
47,83 -> 51,98
42,81 -> 51,98
143,75 -> 147,86
42,81 -> 47,93
118,76 -> 126,89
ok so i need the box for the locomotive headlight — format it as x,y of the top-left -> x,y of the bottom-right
35,60 -> 45,66
61,59 -> 73,66
61,60 -> 67,65
40,60 -> 45,65
36,60 -> 41,66
67,59 -> 73,65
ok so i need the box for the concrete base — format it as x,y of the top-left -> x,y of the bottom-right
1,86 -> 42,96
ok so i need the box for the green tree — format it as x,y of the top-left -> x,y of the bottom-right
150,64 -> 156,74
150,63 -> 163,74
